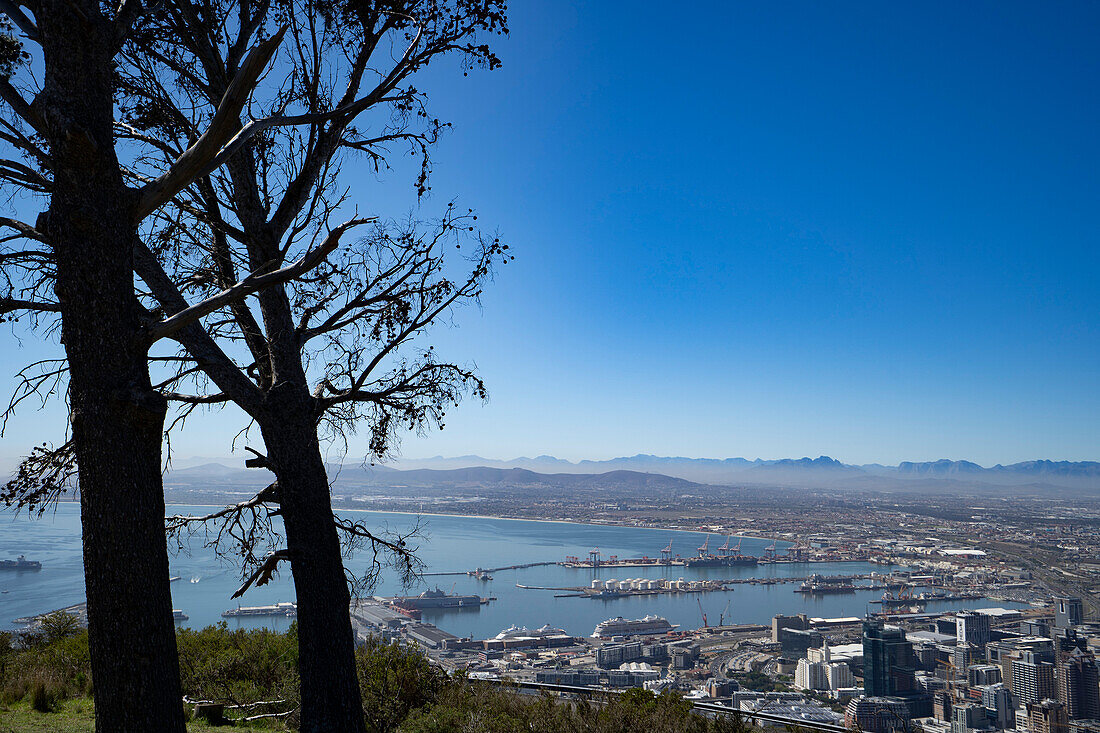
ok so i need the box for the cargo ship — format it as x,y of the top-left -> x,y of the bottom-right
173,610 -> 189,621
389,587 -> 489,611
876,591 -> 927,610
0,555 -> 41,570
222,602 -> 297,618
796,581 -> 857,594
592,614 -> 677,638
683,554 -> 758,568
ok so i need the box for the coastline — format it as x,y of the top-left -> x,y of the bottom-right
157,500 -> 786,545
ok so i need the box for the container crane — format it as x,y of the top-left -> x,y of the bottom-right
698,535 -> 710,557
660,539 -> 673,564
718,535 -> 731,557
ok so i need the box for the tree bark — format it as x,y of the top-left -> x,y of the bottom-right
260,385 -> 367,733
38,4 -> 185,731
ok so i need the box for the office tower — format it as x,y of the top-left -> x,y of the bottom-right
1014,650 -> 1057,705
864,617 -> 917,697
1054,598 -> 1084,631
1056,645 -> 1100,720
981,683 -> 1016,730
958,611 -> 992,653
970,664 -> 1003,687
1027,699 -> 1069,733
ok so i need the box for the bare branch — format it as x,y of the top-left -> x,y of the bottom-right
133,25 -> 288,221
0,296 -> 59,314
0,1 -> 38,42
232,549 -> 289,598
146,217 -> 372,343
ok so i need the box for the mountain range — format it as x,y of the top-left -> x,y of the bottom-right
162,454 -> 1100,493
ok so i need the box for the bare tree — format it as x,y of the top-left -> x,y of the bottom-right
101,2 -> 507,731
0,1 -> 494,729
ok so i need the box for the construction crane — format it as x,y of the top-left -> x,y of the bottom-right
719,600 -> 732,627
697,597 -> 708,628
660,539 -> 673,564
937,659 -> 963,698
698,534 -> 710,557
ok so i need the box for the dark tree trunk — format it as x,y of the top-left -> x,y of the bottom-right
260,385 -> 367,733
38,4 -> 185,731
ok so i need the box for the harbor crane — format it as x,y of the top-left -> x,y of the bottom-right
718,535 -> 732,557
734,536 -> 743,553
719,600 -> 732,627
660,539 -> 673,564
698,535 -> 710,557
697,597 -> 708,628
589,548 -> 601,568
764,539 -> 778,558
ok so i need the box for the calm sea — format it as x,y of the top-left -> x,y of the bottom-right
0,503 -> 1025,639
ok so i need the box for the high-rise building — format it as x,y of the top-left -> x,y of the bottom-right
1028,699 -> 1069,733
934,689 -> 954,722
981,683 -> 1016,730
958,612 -> 992,653
863,617 -> 917,698
1055,638 -> 1100,720
1014,649 -> 1057,704
1054,598 -> 1084,631
827,661 -> 854,691
969,664 -> 1003,687
795,658 -> 828,691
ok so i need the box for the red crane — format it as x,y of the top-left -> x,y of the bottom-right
697,597 -> 708,628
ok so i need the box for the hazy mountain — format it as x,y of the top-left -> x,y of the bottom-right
383,454 -> 1100,491
152,453 -> 1100,497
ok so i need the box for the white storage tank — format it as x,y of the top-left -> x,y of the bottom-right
591,579 -> 604,590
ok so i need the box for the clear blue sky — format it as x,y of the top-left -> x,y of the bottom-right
2,1 -> 1098,469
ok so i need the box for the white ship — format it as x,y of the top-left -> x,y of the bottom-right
493,623 -> 566,641
222,602 -> 297,618
592,614 -> 677,638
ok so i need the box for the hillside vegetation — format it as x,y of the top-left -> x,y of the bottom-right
0,614 -> 746,733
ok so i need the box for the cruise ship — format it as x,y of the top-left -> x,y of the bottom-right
0,555 -> 41,570
222,602 -> 297,618
493,623 -> 567,641
592,614 -> 677,638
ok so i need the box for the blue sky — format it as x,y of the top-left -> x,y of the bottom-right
2,1 -> 1098,469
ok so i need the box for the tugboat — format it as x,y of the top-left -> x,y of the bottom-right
0,555 -> 41,570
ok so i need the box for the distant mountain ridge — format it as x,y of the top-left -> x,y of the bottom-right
146,453 -> 1100,495
383,454 -> 1100,490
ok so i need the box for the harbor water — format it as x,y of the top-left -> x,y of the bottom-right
0,503 -> 1026,639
